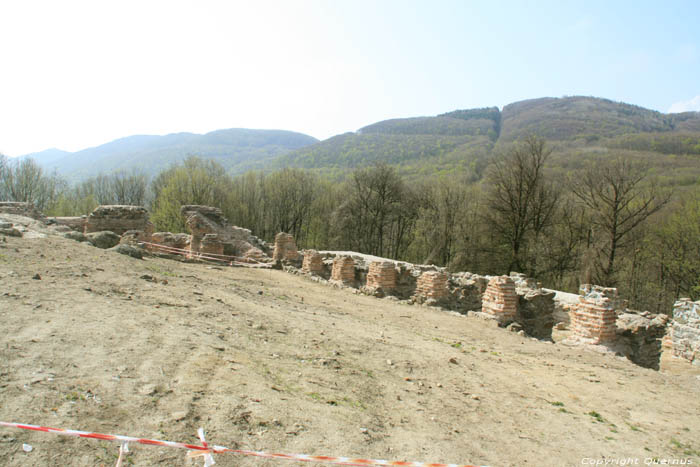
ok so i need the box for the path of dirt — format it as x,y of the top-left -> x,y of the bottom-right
1,234 -> 699,466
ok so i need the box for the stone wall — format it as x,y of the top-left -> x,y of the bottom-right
669,299 -> 700,366
448,272 -> 489,313
84,205 -> 153,237
616,312 -> 669,370
413,271 -> 449,304
0,202 -> 44,220
302,250 -> 325,275
273,232 -> 299,262
569,285 -> 622,344
366,261 -> 397,292
331,256 -> 356,285
52,216 -> 86,232
151,232 -> 191,250
517,289 -> 555,339
200,234 -> 224,256
481,276 -> 518,325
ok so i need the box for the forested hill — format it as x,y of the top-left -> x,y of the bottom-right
271,96 -> 700,178
23,129 -> 318,181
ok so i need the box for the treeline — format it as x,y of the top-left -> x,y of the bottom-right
2,142 -> 698,314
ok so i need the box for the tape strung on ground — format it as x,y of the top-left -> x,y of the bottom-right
138,240 -> 271,268
0,421 -> 485,467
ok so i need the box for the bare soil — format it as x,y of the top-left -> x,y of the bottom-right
1,234 -> 699,466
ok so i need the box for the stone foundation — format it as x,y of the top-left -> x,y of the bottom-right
366,261 -> 397,291
84,205 -> 153,237
331,256 -> 356,285
669,299 -> 700,366
481,276 -> 517,325
273,232 -> 299,262
570,285 -> 622,344
302,250 -> 325,275
413,271 -> 449,304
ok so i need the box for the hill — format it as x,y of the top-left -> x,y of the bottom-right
1,226 -> 699,466
270,96 -> 700,180
23,129 -> 318,181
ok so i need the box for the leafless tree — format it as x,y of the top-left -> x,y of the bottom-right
484,135 -> 559,274
571,157 -> 670,286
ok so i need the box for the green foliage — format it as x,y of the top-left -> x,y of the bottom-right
151,157 -> 233,232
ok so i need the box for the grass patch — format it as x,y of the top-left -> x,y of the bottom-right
670,438 -> 700,456
450,342 -> 462,349
587,411 -> 605,423
628,424 -> 643,432
550,401 -> 565,407
146,265 -> 176,277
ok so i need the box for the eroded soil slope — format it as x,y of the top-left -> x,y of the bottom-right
1,235 -> 699,466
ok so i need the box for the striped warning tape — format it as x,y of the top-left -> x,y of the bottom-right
0,421 -> 484,467
138,241 -> 271,268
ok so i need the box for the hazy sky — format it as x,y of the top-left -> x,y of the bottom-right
1,0 -> 699,156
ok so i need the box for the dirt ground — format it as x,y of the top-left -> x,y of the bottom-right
1,232 -> 699,467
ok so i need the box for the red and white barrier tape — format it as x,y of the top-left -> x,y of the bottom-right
138,241 -> 270,268
0,421 -> 484,467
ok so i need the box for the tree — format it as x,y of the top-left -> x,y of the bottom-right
333,163 -> 415,258
150,157 -> 232,232
571,157 -> 670,286
0,157 -> 62,211
484,135 -> 559,275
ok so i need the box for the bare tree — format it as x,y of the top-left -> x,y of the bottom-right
571,157 -> 670,286
484,135 -> 559,274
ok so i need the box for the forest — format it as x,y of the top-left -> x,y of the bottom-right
2,132 -> 698,317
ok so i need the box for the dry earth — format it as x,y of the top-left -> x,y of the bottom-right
1,233 -> 699,467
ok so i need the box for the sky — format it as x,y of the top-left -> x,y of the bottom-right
1,0 -> 699,156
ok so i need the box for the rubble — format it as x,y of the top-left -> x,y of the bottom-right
86,231 -> 121,249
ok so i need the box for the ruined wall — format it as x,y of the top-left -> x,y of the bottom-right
448,272 -> 489,313
481,276 -> 518,325
302,250 -> 325,275
669,299 -> 700,366
331,256 -> 356,285
151,232 -> 191,250
0,202 -> 44,220
413,271 -> 449,304
616,312 -> 669,370
517,289 -> 555,339
84,205 -> 153,237
200,234 -> 224,256
52,216 -> 86,232
273,232 -> 299,262
366,261 -> 397,292
569,285 -> 622,344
